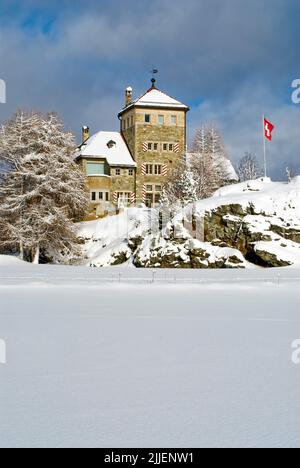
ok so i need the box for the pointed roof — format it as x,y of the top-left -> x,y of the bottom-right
119,84 -> 189,116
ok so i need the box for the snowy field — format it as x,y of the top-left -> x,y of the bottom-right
0,256 -> 300,448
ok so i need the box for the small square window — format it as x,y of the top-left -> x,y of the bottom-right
129,169 -> 134,176
155,185 -> 162,192
158,115 -> 164,125
146,185 -> 153,192
145,114 -> 151,123
171,115 -> 177,125
116,169 -> 121,176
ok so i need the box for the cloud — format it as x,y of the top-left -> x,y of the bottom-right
0,0 -> 299,178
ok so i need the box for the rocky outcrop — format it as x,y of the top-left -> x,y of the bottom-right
80,179 -> 300,269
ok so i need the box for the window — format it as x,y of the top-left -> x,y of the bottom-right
115,168 -> 121,176
147,142 -> 152,151
154,164 -> 162,175
145,164 -> 153,175
153,143 -> 158,151
91,191 -> 109,202
117,192 -> 131,205
171,115 -> 177,125
107,140 -> 116,149
86,162 -> 105,176
145,114 -> 151,123
169,143 -> 174,152
163,143 -> 168,152
129,169 -> 134,176
155,193 -> 161,204
145,193 -> 153,208
145,184 -> 162,207
130,116 -> 134,127
158,115 -> 164,125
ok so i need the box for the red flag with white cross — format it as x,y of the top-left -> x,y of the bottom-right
264,118 -> 275,141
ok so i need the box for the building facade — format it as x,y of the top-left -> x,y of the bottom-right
76,79 -> 189,217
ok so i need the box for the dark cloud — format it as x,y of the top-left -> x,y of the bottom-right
0,0 -> 299,179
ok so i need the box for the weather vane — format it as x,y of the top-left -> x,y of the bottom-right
150,67 -> 158,87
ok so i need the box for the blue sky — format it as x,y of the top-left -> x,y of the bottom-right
0,0 -> 299,178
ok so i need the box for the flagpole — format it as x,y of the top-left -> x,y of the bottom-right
263,114 -> 267,178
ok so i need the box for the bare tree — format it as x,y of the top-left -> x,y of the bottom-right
237,153 -> 262,182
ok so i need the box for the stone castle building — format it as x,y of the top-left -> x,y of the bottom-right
76,78 -> 189,217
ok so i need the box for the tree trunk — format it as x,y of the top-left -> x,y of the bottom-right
32,245 -> 40,265
19,241 -> 24,261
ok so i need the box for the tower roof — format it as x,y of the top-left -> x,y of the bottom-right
119,85 -> 189,116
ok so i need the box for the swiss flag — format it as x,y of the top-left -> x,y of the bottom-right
264,118 -> 275,141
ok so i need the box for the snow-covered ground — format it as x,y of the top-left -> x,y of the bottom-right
0,255 -> 299,448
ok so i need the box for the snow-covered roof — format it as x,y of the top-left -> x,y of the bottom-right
76,131 -> 136,167
119,86 -> 189,115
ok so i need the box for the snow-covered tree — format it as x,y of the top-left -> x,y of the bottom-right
286,167 -> 296,183
237,153 -> 262,182
188,152 -> 223,199
0,111 -> 89,263
192,124 -> 208,154
192,123 -> 236,186
160,160 -> 199,209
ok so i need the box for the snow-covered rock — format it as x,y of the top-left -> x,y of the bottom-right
78,178 -> 300,269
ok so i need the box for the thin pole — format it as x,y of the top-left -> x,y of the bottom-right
263,115 -> 267,178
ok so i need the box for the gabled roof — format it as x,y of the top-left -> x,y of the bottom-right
76,131 -> 136,167
119,86 -> 189,116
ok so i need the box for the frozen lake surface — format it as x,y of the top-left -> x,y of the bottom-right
0,257 -> 300,448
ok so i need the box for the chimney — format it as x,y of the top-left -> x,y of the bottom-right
82,126 -> 90,143
125,86 -> 133,106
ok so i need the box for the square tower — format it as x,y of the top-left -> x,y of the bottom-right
118,80 -> 189,206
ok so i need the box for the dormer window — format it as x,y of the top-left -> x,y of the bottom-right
107,140 -> 116,149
